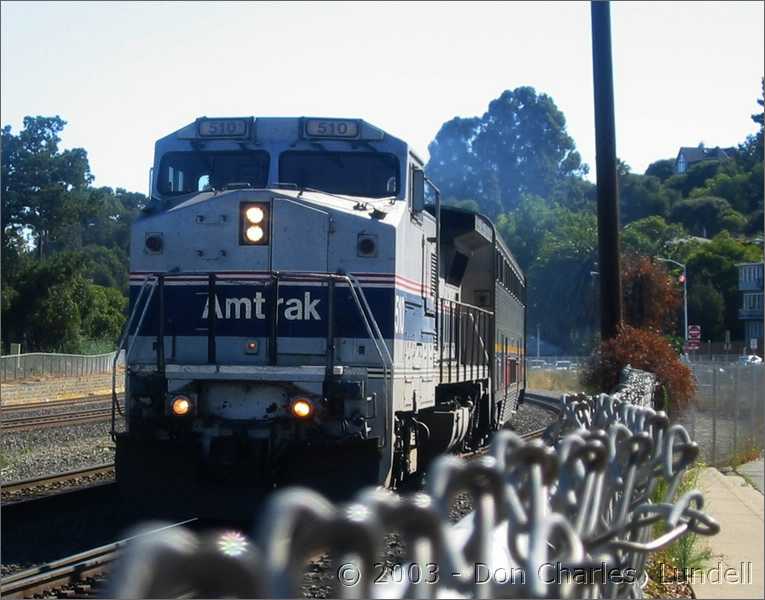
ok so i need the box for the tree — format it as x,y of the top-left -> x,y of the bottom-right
686,231 -> 762,339
687,282 -> 725,341
665,159 -> 734,198
1,116 -> 93,258
689,169 -> 760,214
622,216 -> 688,257
669,196 -> 745,237
739,78 -> 764,168
496,195 -> 558,271
4,253 -> 91,352
527,209 -> 599,353
83,285 -> 127,343
619,173 -> 678,223
622,256 -> 681,333
645,158 -> 676,181
427,87 -> 587,216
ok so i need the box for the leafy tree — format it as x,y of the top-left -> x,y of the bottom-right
496,195 -> 558,271
83,285 -> 127,343
427,87 -> 586,216
645,158 -> 676,181
622,216 -> 688,257
685,231 -> 762,338
1,116 -> 93,258
687,281 -> 725,341
4,253 -> 91,352
739,77 -> 764,169
669,196 -> 745,237
665,159 -> 734,198
689,164 -> 763,215
619,173 -> 678,223
527,209 -> 599,353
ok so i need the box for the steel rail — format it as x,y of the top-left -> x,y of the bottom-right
0,394 -> 119,414
2,463 -> 115,498
1,407 -> 113,432
0,519 -> 197,600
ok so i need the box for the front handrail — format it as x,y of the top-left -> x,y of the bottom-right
111,275 -> 157,439
121,271 -> 394,444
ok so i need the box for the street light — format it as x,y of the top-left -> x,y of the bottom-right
656,257 -> 688,345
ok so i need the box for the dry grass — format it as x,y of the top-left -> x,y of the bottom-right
526,369 -> 586,393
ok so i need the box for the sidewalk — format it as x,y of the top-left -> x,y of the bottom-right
692,464 -> 764,599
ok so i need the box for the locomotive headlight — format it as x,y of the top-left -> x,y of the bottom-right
290,397 -> 314,419
171,395 -> 193,416
240,203 -> 269,245
245,225 -> 265,243
245,206 -> 265,224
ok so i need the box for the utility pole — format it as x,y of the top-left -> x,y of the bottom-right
536,323 -> 541,358
591,1 -> 623,341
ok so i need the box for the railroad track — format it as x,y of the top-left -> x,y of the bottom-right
1,407 -> 113,432
2,463 -> 115,500
524,390 -> 564,414
0,393 -> 116,415
0,520 -> 197,600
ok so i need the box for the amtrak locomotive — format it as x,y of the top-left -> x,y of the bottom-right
113,117 -> 526,510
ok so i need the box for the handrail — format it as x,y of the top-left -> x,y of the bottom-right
111,275 -> 157,439
122,271 -> 394,445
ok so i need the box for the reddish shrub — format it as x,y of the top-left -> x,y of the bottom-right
583,324 -> 695,412
622,255 -> 681,332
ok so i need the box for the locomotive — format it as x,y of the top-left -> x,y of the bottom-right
113,116 -> 526,511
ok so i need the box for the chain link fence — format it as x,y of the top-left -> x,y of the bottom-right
108,368 -> 719,598
0,351 -> 124,383
677,362 -> 765,466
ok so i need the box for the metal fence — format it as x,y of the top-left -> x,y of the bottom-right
107,369 -> 718,599
677,362 -> 765,466
0,351 -> 124,383
527,356 -> 586,368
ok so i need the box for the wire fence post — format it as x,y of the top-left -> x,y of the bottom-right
712,365 -> 718,465
732,363 -> 739,458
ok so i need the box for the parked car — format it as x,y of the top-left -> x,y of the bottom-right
736,354 -> 763,365
528,359 -> 548,369
554,360 -> 573,371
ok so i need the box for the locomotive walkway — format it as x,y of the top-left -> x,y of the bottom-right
693,461 -> 764,600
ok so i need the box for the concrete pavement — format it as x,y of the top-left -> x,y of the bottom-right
736,458 -> 764,494
692,466 -> 764,599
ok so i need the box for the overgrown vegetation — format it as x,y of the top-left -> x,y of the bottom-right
582,325 -> 695,411
1,116 -> 144,353
427,82 -> 764,355
526,369 -> 586,393
646,464 -> 712,588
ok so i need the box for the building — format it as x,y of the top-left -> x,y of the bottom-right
674,144 -> 736,174
737,261 -> 764,355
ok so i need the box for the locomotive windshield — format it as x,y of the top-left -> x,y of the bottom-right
158,150 -> 270,195
279,151 -> 399,198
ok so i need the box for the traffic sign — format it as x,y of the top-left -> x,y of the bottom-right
688,325 -> 701,340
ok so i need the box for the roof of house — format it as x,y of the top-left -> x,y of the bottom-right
676,145 -> 736,164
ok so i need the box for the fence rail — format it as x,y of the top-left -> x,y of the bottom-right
0,351 -> 124,383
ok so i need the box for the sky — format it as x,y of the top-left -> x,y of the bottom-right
2,1 -> 763,194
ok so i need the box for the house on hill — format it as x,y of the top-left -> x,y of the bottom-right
674,144 -> 736,174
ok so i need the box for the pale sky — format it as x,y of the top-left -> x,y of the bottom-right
2,1 -> 763,194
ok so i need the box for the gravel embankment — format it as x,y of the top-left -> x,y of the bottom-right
510,400 -> 559,434
0,420 -> 117,483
